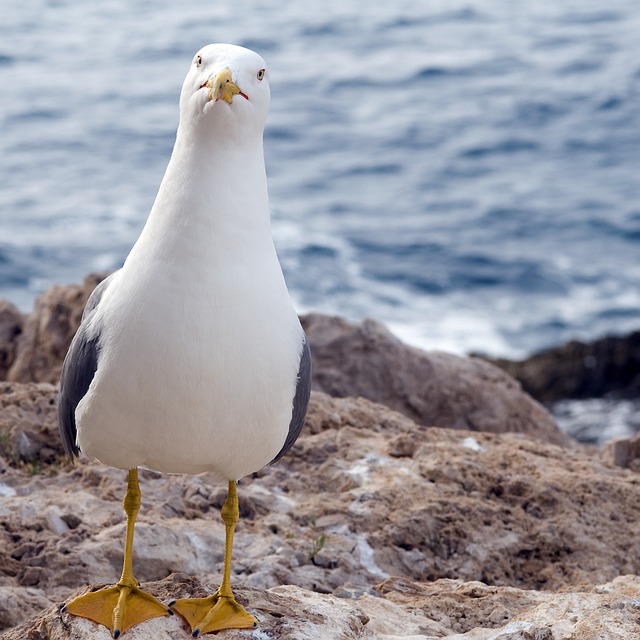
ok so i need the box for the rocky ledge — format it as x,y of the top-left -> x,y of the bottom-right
484,332 -> 640,404
0,277 -> 639,639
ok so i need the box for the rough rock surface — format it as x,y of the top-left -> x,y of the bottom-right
0,382 -> 61,469
606,432 -> 640,471
4,574 -> 640,639
487,332 -> 640,403
6,274 -> 107,385
0,301 -> 23,380
301,313 -> 566,445
1,387 -> 640,637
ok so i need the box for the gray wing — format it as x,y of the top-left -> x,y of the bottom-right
270,335 -> 312,464
58,273 -> 116,459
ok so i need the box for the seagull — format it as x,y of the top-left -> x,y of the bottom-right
58,43 -> 311,638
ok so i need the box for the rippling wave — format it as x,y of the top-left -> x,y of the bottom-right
1,0 -> 639,358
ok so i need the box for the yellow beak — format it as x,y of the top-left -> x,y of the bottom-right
204,67 -> 242,104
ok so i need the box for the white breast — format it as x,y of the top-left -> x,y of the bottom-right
75,250 -> 303,480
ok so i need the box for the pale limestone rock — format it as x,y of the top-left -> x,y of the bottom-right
2,391 -> 640,632
5,575 -> 640,639
0,585 -> 51,631
607,432 -> 640,470
3,575 -> 370,640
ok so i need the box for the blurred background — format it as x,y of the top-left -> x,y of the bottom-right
1,0 -> 639,363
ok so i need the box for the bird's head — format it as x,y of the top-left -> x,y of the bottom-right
179,43 -> 270,141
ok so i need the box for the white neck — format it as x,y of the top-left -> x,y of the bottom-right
126,125 -> 273,273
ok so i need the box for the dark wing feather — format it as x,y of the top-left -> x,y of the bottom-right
271,335 -> 312,464
58,274 -> 115,459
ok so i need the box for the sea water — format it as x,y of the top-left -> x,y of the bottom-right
1,1 -> 639,439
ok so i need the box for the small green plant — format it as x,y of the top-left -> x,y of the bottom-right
310,533 -> 326,562
27,460 -> 42,476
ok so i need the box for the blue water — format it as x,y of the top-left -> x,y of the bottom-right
1,0 -> 640,358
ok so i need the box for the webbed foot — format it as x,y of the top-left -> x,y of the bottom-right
62,581 -> 171,638
171,590 -> 258,636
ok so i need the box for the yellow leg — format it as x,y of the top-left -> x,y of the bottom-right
171,481 -> 258,636
62,469 -> 171,638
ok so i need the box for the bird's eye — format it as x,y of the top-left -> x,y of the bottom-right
195,55 -> 202,67
257,68 -> 266,81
